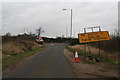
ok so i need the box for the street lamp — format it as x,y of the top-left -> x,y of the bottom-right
63,9 -> 73,38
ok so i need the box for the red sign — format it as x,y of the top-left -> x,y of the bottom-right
36,36 -> 44,42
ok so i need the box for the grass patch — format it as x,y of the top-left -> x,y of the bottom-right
2,46 -> 46,69
100,56 -> 119,65
3,51 -> 19,56
84,61 -> 95,64
65,46 -> 120,65
65,46 -> 76,53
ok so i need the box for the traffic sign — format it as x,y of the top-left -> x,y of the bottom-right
78,31 -> 110,43
36,36 -> 44,42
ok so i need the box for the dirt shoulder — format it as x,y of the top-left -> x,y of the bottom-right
64,49 -> 119,78
69,45 -> 119,62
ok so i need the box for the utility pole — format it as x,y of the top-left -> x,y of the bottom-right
66,27 -> 68,38
23,27 -> 25,34
70,9 -> 72,38
26,27 -> 28,34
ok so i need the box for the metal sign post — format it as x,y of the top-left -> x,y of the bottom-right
84,27 -> 102,56
78,26 -> 110,57
84,28 -> 87,55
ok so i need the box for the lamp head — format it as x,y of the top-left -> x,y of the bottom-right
63,9 -> 66,10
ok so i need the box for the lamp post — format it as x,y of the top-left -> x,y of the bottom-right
63,9 -> 73,38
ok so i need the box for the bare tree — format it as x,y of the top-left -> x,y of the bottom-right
35,27 -> 44,36
29,31 -> 36,37
5,32 -> 11,36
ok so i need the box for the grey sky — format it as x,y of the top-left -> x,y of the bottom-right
2,2 -> 118,38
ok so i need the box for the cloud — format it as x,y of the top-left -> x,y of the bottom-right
2,2 -> 118,37
2,0 -> 119,2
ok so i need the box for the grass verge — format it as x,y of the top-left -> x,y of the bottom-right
3,46 -> 46,69
65,46 -> 120,66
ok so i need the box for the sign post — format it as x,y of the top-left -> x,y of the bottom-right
78,26 -> 110,56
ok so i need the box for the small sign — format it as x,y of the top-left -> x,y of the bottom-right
36,36 -> 44,42
78,31 -> 110,43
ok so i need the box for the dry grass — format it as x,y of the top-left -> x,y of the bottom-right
69,44 -> 119,63
2,40 -> 42,58
3,42 -> 25,54
64,49 -> 119,78
2,40 -> 45,69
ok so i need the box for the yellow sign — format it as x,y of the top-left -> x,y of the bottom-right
78,31 -> 110,43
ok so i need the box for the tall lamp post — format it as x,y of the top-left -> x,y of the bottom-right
63,9 -> 73,38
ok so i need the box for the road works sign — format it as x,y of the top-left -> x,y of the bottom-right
78,31 -> 110,43
36,36 -> 44,42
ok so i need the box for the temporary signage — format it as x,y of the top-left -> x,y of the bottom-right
36,36 -> 44,42
78,31 -> 110,43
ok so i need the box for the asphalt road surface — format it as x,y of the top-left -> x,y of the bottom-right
3,43 -> 74,78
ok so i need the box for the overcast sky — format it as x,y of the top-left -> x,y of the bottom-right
2,1 -> 118,38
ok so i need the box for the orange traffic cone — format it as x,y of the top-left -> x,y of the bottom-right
73,51 -> 80,62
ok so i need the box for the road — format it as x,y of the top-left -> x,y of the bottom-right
3,43 -> 74,78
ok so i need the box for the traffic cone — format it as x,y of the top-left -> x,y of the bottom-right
73,51 -> 80,62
